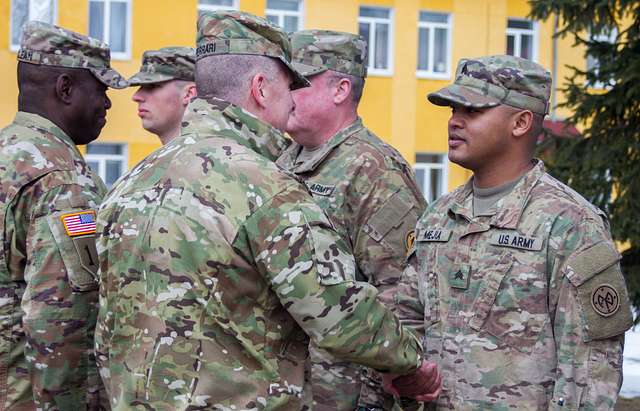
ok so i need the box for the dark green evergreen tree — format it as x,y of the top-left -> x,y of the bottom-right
529,0 -> 640,318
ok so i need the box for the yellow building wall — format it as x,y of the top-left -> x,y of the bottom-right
0,0 -> 591,193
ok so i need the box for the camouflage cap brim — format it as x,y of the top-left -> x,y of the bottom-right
291,61 -> 327,78
127,72 -> 177,86
90,67 -> 128,89
428,83 -> 501,109
278,57 -> 310,90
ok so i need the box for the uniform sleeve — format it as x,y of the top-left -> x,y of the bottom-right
243,186 -> 423,375
351,171 -> 426,302
548,215 -> 633,410
14,174 -> 105,410
348,169 -> 426,408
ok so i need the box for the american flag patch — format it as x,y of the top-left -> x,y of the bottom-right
60,211 -> 97,237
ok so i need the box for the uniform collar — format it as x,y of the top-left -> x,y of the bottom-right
13,111 -> 82,156
448,160 -> 546,228
280,118 -> 364,173
181,97 -> 291,162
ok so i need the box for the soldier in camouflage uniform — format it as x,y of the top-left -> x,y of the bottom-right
0,21 -> 126,410
129,47 -> 197,145
95,11 -> 440,410
277,30 -> 427,411
395,55 -> 633,410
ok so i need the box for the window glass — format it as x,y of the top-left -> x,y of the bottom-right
267,0 -> 299,11
374,23 -> 389,69
360,7 -> 389,19
434,27 -> 447,72
11,0 -> 56,48
508,19 -> 533,30
417,27 -> 429,70
87,143 -> 123,155
199,0 -> 234,5
283,15 -> 299,32
506,34 -> 515,56
414,153 -> 447,203
109,1 -> 127,52
88,1 -> 104,40
420,11 -> 447,24
358,22 -> 371,68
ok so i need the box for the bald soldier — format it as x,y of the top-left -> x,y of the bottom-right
129,47 -> 197,145
95,11 -> 440,410
0,21 -> 126,410
395,55 -> 633,410
277,30 -> 427,410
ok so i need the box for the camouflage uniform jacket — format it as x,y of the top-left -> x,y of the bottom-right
277,119 -> 426,410
95,97 -> 422,411
397,160 -> 632,410
0,112 -> 106,410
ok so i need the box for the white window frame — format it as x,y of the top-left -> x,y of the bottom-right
9,0 -> 58,51
88,0 -> 132,60
85,143 -> 128,188
506,18 -> 538,62
414,154 -> 449,204
586,28 -> 617,89
359,6 -> 394,77
265,0 -> 304,32
197,0 -> 239,13
416,11 -> 452,80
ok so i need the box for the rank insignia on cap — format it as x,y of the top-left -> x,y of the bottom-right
60,211 -> 97,237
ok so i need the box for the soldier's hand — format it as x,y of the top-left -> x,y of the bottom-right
382,360 -> 442,401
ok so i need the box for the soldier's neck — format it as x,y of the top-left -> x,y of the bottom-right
300,112 -> 358,149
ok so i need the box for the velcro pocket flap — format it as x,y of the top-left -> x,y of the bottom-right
364,193 -> 414,242
565,241 -> 633,341
47,210 -> 99,292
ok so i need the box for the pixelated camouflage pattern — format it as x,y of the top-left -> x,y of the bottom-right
128,47 -> 195,86
396,160 -> 632,410
196,11 -> 309,89
95,97 -> 422,410
428,55 -> 551,115
290,30 -> 368,78
277,119 -> 427,410
18,21 -> 127,89
0,112 -> 107,410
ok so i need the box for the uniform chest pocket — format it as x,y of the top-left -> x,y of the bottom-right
470,253 -> 550,353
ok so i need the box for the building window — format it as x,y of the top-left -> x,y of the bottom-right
266,0 -> 303,33
10,0 -> 57,51
506,18 -> 537,61
85,143 -> 127,188
88,0 -> 131,59
417,11 -> 451,79
198,0 -> 238,17
358,6 -> 393,75
586,28 -> 617,89
414,153 -> 448,204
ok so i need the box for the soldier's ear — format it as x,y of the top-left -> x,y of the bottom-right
512,109 -> 534,139
55,73 -> 74,105
333,77 -> 352,105
182,83 -> 197,105
250,72 -> 269,108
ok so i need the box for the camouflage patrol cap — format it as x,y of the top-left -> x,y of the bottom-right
196,11 -> 309,89
428,55 -> 551,115
128,47 -> 195,86
17,21 -> 127,89
290,30 -> 368,78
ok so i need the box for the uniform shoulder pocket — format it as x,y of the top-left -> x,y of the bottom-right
364,191 -> 415,243
564,241 -> 633,341
47,210 -> 99,292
